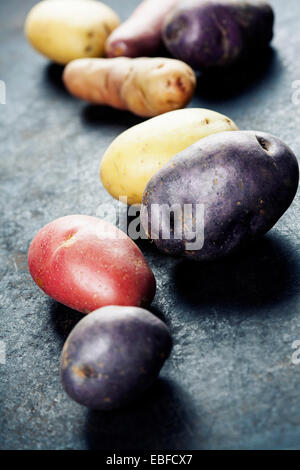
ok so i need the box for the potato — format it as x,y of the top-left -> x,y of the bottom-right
163,0 -> 274,69
105,0 -> 180,58
141,131 -> 299,261
100,108 -> 238,205
60,306 -> 172,409
28,215 -> 156,313
63,57 -> 196,117
24,0 -> 120,64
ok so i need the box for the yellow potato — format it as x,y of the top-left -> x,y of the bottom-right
100,108 -> 238,205
24,0 -> 120,64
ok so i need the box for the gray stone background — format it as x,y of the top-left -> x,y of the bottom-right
1,0 -> 300,450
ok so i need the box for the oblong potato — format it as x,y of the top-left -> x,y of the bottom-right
105,0 -> 180,58
63,57 -> 196,117
24,0 -> 120,64
100,108 -> 238,205
163,0 -> 274,69
28,215 -> 156,313
141,131 -> 299,261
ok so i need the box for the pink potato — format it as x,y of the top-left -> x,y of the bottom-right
105,0 -> 180,58
28,215 -> 156,313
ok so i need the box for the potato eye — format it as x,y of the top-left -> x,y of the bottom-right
256,135 -> 271,153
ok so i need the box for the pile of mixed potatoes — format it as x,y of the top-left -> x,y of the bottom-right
25,0 -> 299,410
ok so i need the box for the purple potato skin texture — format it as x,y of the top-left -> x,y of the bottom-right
60,306 -> 172,410
141,131 -> 299,262
162,0 -> 274,69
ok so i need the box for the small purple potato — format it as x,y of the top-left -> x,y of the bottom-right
163,0 -> 274,69
141,131 -> 299,262
60,306 -> 172,410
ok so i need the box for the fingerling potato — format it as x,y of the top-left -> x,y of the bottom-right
63,57 -> 196,117
105,0 -> 180,58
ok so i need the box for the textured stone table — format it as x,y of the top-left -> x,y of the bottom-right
1,0 -> 300,450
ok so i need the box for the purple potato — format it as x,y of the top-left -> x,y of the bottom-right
162,0 -> 274,69
60,306 -> 172,410
141,131 -> 299,261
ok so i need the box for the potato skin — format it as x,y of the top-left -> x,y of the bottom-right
105,0 -> 180,58
28,215 -> 156,313
24,0 -> 120,64
163,0 -> 274,69
60,306 -> 172,409
100,108 -> 238,205
63,57 -> 196,117
141,131 -> 299,261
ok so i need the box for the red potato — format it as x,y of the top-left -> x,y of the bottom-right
105,0 -> 180,58
28,215 -> 156,314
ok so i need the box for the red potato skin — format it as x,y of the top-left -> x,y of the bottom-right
105,0 -> 180,58
28,215 -> 156,313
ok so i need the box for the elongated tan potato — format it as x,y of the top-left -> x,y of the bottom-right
63,57 -> 196,117
25,0 -> 120,64
100,108 -> 238,205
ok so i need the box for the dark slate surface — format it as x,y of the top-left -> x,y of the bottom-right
1,0 -> 300,450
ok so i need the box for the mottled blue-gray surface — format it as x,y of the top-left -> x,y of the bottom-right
1,0 -> 300,450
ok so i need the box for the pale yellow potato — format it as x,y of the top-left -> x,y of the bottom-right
63,57 -> 196,117
100,108 -> 238,205
24,0 -> 120,64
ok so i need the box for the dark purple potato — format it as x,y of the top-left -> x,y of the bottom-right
162,0 -> 274,69
141,131 -> 299,262
60,306 -> 172,410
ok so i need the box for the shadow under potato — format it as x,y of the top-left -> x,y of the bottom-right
81,104 -> 144,130
85,378 -> 198,451
196,47 -> 281,102
48,283 -> 167,339
44,62 -> 69,95
172,232 -> 300,312
49,300 -> 83,343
